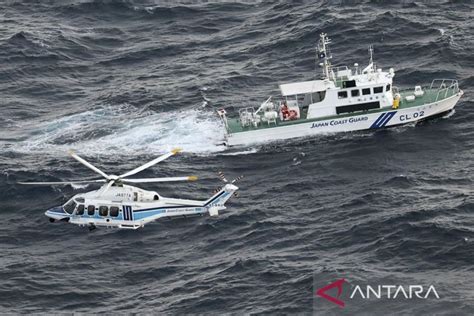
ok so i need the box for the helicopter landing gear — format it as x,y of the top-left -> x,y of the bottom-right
49,218 -> 55,223
88,224 -> 97,232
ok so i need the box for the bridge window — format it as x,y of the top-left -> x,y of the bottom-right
76,204 -> 84,215
110,206 -> 119,217
336,101 -> 380,114
338,91 -> 348,99
362,88 -> 370,95
87,205 -> 95,216
342,80 -> 356,88
386,84 -> 391,91
99,206 -> 108,217
374,86 -> 383,94
351,89 -> 360,97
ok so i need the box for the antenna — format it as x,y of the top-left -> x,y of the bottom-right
368,44 -> 374,65
368,44 -> 375,72
317,33 -> 332,80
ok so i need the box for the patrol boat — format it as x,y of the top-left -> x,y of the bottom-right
217,33 -> 463,147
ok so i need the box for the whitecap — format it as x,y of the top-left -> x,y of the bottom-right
6,104 -> 227,157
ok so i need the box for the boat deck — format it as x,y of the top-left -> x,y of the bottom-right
225,88 -> 456,134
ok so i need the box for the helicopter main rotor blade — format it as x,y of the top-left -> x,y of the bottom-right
69,151 -> 110,179
119,148 -> 182,179
18,179 -> 106,185
122,176 -> 197,183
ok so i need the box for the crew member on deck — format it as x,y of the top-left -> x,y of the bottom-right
281,101 -> 290,120
281,101 -> 297,121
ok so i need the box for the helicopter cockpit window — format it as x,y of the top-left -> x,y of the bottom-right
99,206 -> 108,217
63,200 -> 77,214
75,197 -> 85,203
87,205 -> 95,216
76,204 -> 85,215
110,206 -> 119,217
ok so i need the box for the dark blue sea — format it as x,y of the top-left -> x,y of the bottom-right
0,0 -> 473,314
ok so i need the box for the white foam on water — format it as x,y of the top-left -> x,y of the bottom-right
8,104 -> 227,157
442,109 -> 455,119
219,148 -> 258,156
70,183 -> 91,189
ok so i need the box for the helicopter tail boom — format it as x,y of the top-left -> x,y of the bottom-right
206,183 -> 238,216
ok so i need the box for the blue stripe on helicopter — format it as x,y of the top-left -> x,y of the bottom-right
124,191 -> 228,221
208,192 -> 229,205
128,190 -> 229,221
370,111 -> 397,129
133,190 -> 227,213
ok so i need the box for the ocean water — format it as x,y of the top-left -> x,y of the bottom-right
0,0 -> 473,314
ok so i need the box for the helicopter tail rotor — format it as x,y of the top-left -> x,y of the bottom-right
214,171 -> 243,197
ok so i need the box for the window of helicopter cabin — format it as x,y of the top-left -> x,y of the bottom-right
110,206 -> 119,217
99,206 -> 108,217
338,91 -> 348,99
374,86 -> 383,94
76,204 -> 85,215
351,89 -> 360,97
63,200 -> 77,214
386,84 -> 391,91
362,88 -> 371,95
87,205 -> 95,216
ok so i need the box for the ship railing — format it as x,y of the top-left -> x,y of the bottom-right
430,79 -> 459,102
332,65 -> 352,79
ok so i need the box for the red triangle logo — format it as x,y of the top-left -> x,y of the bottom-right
316,278 -> 346,308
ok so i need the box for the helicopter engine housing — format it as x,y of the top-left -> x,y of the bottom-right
136,189 -> 160,202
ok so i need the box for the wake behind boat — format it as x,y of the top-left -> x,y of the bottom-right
218,33 -> 463,147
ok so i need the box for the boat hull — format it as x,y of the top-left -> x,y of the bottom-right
225,92 -> 463,147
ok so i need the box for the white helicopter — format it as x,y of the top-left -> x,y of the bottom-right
19,149 -> 239,230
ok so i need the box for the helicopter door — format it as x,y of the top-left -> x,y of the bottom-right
122,205 -> 134,221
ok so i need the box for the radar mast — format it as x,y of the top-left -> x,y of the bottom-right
317,33 -> 332,80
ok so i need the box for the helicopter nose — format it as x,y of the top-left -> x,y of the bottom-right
46,206 -> 65,214
45,206 -> 68,220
